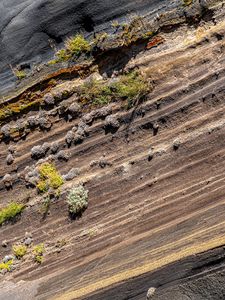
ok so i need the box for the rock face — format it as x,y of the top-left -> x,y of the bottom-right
0,0 -> 173,96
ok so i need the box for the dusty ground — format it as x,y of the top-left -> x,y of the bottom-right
0,2 -> 225,300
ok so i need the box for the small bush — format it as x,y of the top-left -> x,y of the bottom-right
111,71 -> 149,108
37,163 -> 64,193
78,71 -> 149,108
67,185 -> 89,215
0,260 -> 13,271
65,35 -> 91,56
14,69 -> 26,80
52,34 -> 91,63
33,243 -> 45,264
0,202 -> 25,226
12,245 -> 27,259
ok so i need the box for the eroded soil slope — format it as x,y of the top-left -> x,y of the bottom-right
0,1 -> 225,300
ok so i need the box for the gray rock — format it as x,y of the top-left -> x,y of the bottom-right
82,112 -> 95,124
42,142 -> 50,153
63,168 -> 80,181
56,150 -> 69,161
65,130 -> 75,145
105,115 -> 120,129
27,116 -> 38,127
38,116 -> 52,130
67,102 -> 81,117
1,124 -> 10,138
6,153 -> 14,165
148,148 -> 154,161
2,174 -> 12,188
3,255 -> 14,263
173,138 -> 181,150
50,141 -> 60,154
8,145 -> 16,154
31,145 -> 46,159
95,106 -> 112,118
24,237 -> 33,246
43,93 -> 55,105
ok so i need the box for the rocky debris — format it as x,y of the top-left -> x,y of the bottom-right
63,168 -> 80,181
2,174 -> 13,188
43,93 -> 55,105
50,141 -> 60,154
56,150 -> 70,161
6,153 -> 14,165
1,124 -> 11,138
105,115 -> 120,129
146,287 -> 156,299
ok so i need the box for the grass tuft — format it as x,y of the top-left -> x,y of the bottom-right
0,202 -> 25,226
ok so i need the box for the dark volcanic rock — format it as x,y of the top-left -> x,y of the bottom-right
0,0 -> 175,96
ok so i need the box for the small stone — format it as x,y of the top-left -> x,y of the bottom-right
43,93 -> 55,105
3,255 -> 14,263
27,116 -> 38,127
24,237 -> 33,246
65,130 -> 75,145
25,231 -> 33,239
2,240 -> 8,248
105,115 -> 120,129
63,168 -> 80,181
3,174 -> 13,188
8,145 -> 16,154
148,148 -> 154,161
56,150 -> 69,161
1,124 -> 11,138
67,102 -> 81,117
146,287 -> 156,299
6,153 -> 14,165
50,141 -> 60,154
173,139 -> 181,150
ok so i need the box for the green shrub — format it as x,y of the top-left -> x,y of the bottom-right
12,245 -> 27,259
33,243 -> 45,264
65,34 -> 91,56
0,260 -> 13,271
78,71 -> 149,108
53,34 -> 91,63
14,69 -> 26,80
0,202 -> 25,226
37,163 -> 64,193
67,185 -> 89,215
111,71 -> 149,108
